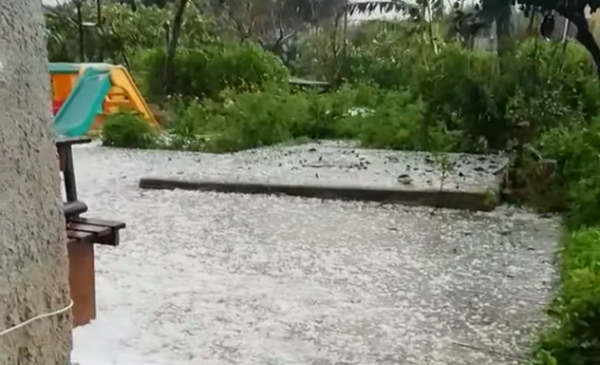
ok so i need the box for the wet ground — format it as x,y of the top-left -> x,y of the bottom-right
142,140 -> 508,193
69,143 -> 558,365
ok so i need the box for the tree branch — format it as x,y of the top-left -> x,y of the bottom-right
558,7 -> 600,77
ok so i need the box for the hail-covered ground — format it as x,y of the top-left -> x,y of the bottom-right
70,142 -> 559,365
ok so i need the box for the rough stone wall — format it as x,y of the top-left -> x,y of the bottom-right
0,1 -> 72,364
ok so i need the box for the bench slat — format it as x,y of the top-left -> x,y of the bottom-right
66,217 -> 124,247
68,222 -> 111,235
70,217 -> 126,230
67,228 -> 119,246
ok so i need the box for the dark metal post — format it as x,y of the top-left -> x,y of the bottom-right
97,0 -> 103,61
62,144 -> 78,202
76,0 -> 85,62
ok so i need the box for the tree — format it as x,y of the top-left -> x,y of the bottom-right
347,0 -> 447,53
0,1 -> 72,364
211,0 -> 347,54
164,0 -> 189,94
483,0 -> 600,75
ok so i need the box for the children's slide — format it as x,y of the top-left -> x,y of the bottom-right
54,67 -> 112,138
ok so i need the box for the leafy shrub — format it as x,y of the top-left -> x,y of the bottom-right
162,83 -> 453,153
329,38 -> 600,153
160,84 -> 398,152
535,118 -> 600,229
417,41 -> 600,152
529,116 -> 600,365
515,39 -> 600,120
163,87 -> 306,152
357,90 -> 457,151
343,40 -> 422,90
296,84 -> 379,140
412,45 -> 501,151
534,228 -> 600,365
163,87 -> 314,152
144,42 -> 290,101
294,20 -> 429,86
159,96 -> 207,151
209,90 -> 308,152
101,111 -> 157,149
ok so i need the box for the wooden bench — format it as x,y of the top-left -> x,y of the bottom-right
288,78 -> 331,94
56,137 -> 126,327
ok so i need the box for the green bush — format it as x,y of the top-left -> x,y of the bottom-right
534,228 -> 600,365
161,83 -> 452,153
535,118 -> 600,229
206,89 -> 307,152
530,118 -> 600,365
412,41 -> 600,152
162,83 -> 452,153
295,84 -> 379,140
515,40 -> 600,120
101,111 -> 158,149
293,20 -> 430,86
357,90 -> 457,151
335,39 -> 600,153
160,97 -> 209,151
343,40 -> 422,90
144,42 -> 290,101
162,87 -> 305,152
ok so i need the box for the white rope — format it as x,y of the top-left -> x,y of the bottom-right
0,299 -> 74,338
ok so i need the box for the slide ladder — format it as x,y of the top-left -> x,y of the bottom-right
107,67 -> 158,128
105,86 -> 135,112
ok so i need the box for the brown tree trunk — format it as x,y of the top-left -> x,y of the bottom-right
560,8 -> 600,77
163,0 -> 189,95
0,1 -> 72,364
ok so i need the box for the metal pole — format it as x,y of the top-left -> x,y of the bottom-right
76,0 -> 85,62
97,0 -> 103,61
60,144 -> 79,202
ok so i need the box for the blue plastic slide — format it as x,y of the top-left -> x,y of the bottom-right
54,67 -> 112,138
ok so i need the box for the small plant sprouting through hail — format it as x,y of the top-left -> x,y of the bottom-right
435,153 -> 456,192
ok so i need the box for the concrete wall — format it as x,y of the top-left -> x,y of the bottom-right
0,1 -> 72,364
